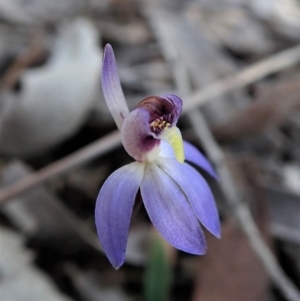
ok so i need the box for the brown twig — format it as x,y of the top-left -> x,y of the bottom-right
184,43 -> 300,112
212,77 -> 300,142
153,12 -> 300,300
0,131 -> 121,203
188,110 -> 300,301
1,44 -> 300,204
0,40 -> 46,90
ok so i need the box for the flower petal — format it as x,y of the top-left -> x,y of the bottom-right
121,108 -> 159,162
161,94 -> 183,124
136,94 -> 182,127
102,44 -> 129,129
141,163 -> 206,254
95,162 -> 145,269
183,141 -> 218,179
158,159 -> 221,238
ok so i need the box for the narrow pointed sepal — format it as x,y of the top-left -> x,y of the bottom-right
95,162 -> 145,269
102,44 -> 129,129
183,141 -> 218,180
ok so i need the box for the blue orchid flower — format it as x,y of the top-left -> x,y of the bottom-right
95,44 -> 221,269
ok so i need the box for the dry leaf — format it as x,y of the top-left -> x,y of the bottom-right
193,219 -> 270,301
212,77 -> 300,142
0,18 -> 102,157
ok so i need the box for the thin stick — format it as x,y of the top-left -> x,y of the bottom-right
184,44 -> 300,112
1,39 -> 46,90
189,110 -> 300,301
0,131 -> 121,203
1,44 -> 300,204
165,30 -> 300,300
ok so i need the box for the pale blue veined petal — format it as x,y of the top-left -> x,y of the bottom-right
95,162 -> 145,269
141,163 -> 207,255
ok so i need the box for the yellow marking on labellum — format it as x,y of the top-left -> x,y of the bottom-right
160,126 -> 185,163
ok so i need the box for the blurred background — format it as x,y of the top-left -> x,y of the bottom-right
0,0 -> 300,300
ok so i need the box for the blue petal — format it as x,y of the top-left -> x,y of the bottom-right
141,163 -> 206,255
95,162 -> 145,269
158,159 -> 221,238
102,44 -> 129,129
183,141 -> 218,180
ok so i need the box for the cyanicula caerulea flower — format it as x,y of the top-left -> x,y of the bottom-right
95,44 -> 221,269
